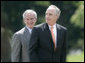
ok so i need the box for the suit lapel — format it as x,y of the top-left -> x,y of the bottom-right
45,23 -> 52,40
44,23 -> 54,49
24,27 -> 31,41
56,24 -> 62,49
44,23 -> 62,50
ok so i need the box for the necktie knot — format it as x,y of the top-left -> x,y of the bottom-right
51,26 -> 53,30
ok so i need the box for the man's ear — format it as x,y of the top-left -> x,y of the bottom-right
56,15 -> 59,20
23,19 -> 26,24
35,18 -> 37,22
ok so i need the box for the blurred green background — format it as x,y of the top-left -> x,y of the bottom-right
1,1 -> 84,62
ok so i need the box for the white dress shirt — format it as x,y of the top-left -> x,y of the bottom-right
48,24 -> 57,47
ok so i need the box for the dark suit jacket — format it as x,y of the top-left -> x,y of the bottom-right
29,23 -> 67,62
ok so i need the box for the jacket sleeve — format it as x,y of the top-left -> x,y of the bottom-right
60,29 -> 68,62
11,33 -> 21,62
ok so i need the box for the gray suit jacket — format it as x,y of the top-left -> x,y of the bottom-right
11,26 -> 31,62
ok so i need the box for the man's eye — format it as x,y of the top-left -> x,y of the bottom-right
31,18 -> 33,20
49,14 -> 52,15
31,18 -> 35,20
27,19 -> 29,20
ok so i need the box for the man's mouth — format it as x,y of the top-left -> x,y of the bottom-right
46,18 -> 50,21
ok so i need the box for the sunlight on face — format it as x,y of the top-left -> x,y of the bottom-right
45,8 -> 58,26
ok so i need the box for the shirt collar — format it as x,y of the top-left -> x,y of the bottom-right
48,23 -> 56,30
26,26 -> 32,34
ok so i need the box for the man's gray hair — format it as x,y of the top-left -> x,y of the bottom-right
47,5 -> 61,17
23,9 -> 37,19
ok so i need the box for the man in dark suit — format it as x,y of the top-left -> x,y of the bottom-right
29,5 -> 67,62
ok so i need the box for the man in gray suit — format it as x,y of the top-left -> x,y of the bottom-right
11,9 -> 37,62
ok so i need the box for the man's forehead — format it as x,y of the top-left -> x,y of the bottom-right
47,7 -> 55,10
46,8 -> 55,13
25,13 -> 34,16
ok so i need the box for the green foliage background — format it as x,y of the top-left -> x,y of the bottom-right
1,1 -> 84,62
